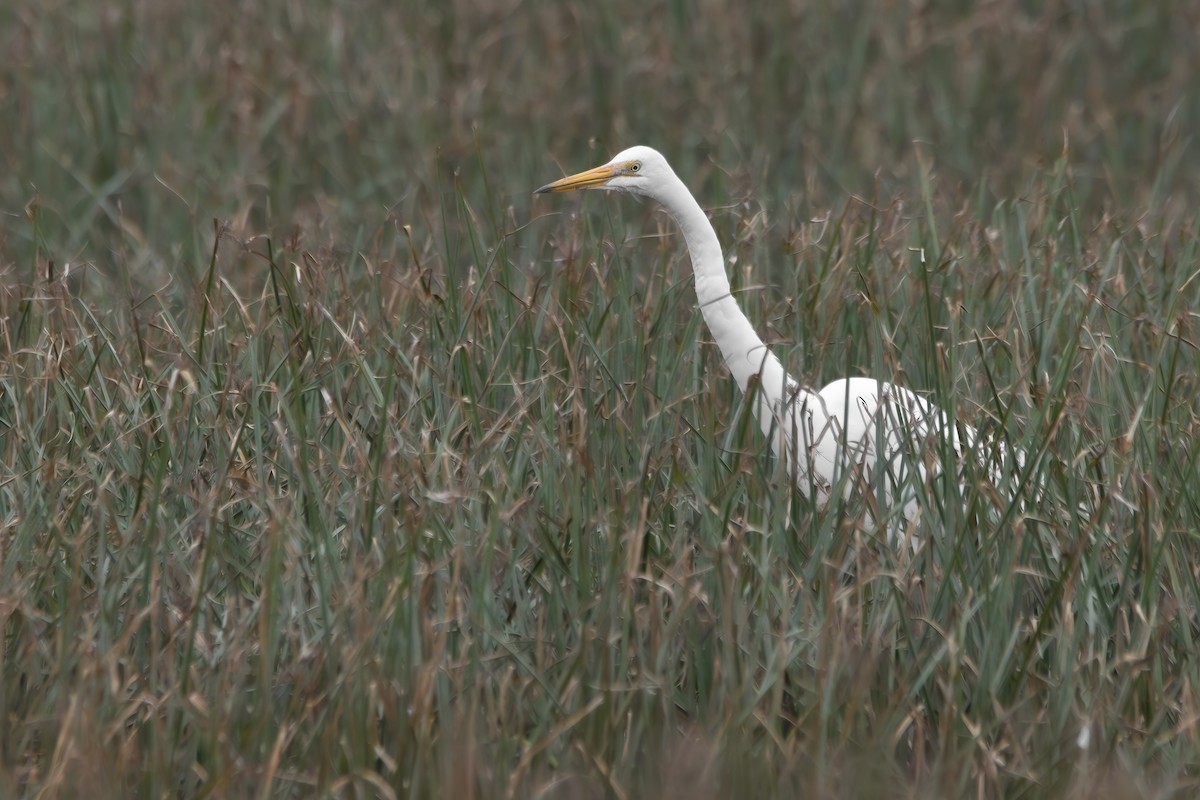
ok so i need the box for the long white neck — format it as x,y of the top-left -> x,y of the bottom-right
651,175 -> 792,409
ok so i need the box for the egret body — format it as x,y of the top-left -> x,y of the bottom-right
538,146 -> 968,521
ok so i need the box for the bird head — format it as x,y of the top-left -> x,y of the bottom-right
536,146 -> 672,198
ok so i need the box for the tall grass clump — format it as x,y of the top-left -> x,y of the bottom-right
5,153 -> 1200,797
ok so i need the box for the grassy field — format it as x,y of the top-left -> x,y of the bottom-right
3,0 -> 1200,797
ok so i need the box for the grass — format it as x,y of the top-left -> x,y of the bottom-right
2,0 -> 1200,797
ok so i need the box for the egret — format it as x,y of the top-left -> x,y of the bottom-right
537,146 -> 981,526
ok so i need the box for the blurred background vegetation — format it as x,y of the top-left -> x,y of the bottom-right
3,0 -> 1197,289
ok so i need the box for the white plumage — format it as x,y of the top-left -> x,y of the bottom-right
538,146 -> 983,524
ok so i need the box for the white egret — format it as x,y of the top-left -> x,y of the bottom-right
537,146 -> 980,525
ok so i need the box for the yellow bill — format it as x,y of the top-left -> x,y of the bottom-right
535,163 -> 619,194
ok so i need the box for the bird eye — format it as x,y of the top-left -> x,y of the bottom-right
630,162 -> 641,173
